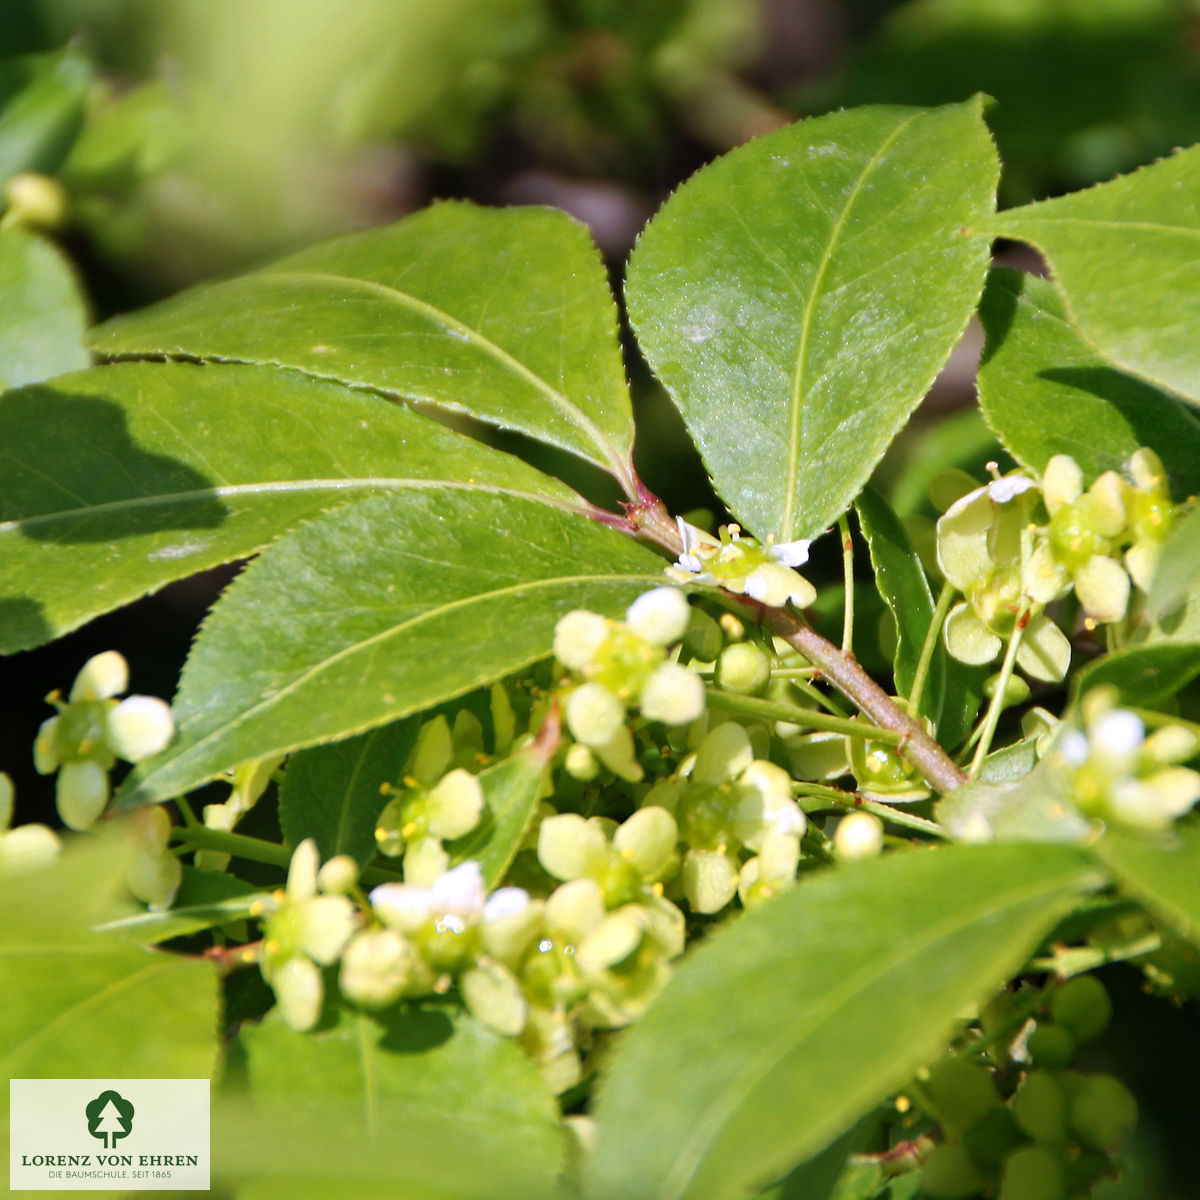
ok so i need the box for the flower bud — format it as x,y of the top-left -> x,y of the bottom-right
999,1145 -> 1066,1200
3,172 -> 68,229
1069,1075 -> 1137,1151
564,743 -> 599,781
625,587 -> 690,646
715,643 -> 771,694
1050,975 -> 1111,1043
640,662 -> 705,725
835,811 -> 884,861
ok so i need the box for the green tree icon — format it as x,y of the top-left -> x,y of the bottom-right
85,1090 -> 134,1149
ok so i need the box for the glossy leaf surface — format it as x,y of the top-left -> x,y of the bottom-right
236,1006 -> 561,1200
280,718 -> 420,866
0,360 -> 570,653
1076,643 -> 1200,708
0,46 -> 92,182
982,146 -> 1200,407
118,490 -> 665,805
89,203 -> 635,481
0,228 -> 88,389
587,843 -> 1096,1200
0,833 -> 218,1093
626,98 -> 998,541
977,269 -> 1200,492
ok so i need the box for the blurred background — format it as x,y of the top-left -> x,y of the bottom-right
3,3 -> 1200,1195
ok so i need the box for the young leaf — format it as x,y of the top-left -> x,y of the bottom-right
587,843 -> 1098,1200
88,203 -> 635,485
117,489 -> 666,806
0,360 -> 573,654
625,98 -> 998,542
981,145 -> 1200,408
1096,824 -> 1200,950
280,718 -> 420,866
449,730 -> 555,888
854,485 -> 942,721
235,1005 -> 561,1200
977,269 -> 1200,492
0,228 -> 88,389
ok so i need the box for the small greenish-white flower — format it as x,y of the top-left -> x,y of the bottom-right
1049,688 -> 1200,831
670,520 -> 817,608
33,652 -> 176,831
667,723 -> 806,913
835,811 -> 884,861
846,709 -> 931,803
936,471 -> 1072,682
0,773 -> 59,874
374,717 -> 485,883
124,806 -> 182,911
258,839 -> 359,1031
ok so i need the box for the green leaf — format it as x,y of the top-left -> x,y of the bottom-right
1076,643 -> 1200,708
95,866 -> 264,946
0,360 -> 572,654
0,832 -> 218,1099
450,733 -> 555,887
89,203 -> 635,483
854,485 -> 941,720
1096,823 -> 1200,949
0,228 -> 88,390
280,718 -> 420,866
0,47 -> 92,184
625,98 -> 998,541
981,146 -> 1200,408
977,269 -> 1200,492
118,490 -> 665,806
587,843 -> 1097,1200
232,1005 -> 561,1200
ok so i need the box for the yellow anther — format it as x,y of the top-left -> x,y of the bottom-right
402,775 -> 419,788
895,1095 -> 911,1113
401,821 -> 420,838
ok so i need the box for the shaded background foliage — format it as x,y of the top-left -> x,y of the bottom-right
3,2 -> 1200,1195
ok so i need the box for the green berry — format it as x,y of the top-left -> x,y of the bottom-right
926,1058 -> 999,1135
1049,975 -> 1112,1044
920,1142 -> 985,1199
1069,1074 -> 1137,1150
1013,1071 -> 1068,1144
962,1107 -> 1023,1173
1026,1023 -> 1077,1069
715,643 -> 771,694
998,1145 -> 1066,1200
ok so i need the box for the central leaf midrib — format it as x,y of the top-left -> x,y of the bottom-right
3,477 -> 573,535
263,270 -> 625,475
131,569 -> 659,799
782,113 -> 919,539
656,859 -> 1092,1199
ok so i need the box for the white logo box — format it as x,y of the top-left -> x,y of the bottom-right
10,1079 -> 209,1191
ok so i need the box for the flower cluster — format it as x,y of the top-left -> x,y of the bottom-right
374,714 -> 486,884
1048,688 -> 1200,831
668,519 -> 816,608
937,450 -> 1181,682
645,722 -> 807,912
554,587 -> 705,782
33,652 -> 176,830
